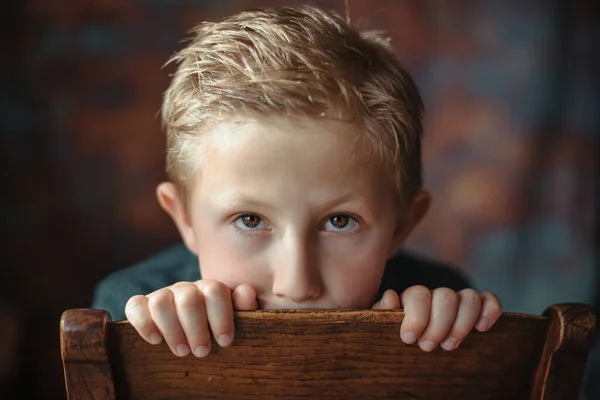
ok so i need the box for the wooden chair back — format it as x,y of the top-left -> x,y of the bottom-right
60,304 -> 595,399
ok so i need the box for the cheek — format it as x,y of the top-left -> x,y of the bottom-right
322,237 -> 391,308
332,269 -> 382,308
194,222 -> 270,290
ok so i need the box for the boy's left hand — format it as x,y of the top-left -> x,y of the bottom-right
372,286 -> 502,352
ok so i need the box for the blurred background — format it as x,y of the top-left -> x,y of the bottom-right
0,0 -> 598,398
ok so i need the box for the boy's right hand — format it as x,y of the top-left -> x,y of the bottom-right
125,281 -> 258,358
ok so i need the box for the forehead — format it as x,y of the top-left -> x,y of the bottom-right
192,115 -> 395,204
208,114 -> 355,144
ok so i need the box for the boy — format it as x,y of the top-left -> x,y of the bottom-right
92,5 -> 502,359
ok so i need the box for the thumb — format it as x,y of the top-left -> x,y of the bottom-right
232,284 -> 259,310
372,289 -> 401,310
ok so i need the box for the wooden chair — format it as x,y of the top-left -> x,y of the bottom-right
60,304 -> 595,399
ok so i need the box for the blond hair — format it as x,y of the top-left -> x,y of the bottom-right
162,5 -> 423,202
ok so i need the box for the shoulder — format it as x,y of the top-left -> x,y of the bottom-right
379,250 -> 472,296
91,244 -> 200,321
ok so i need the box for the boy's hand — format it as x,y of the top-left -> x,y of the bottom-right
372,286 -> 501,352
125,281 -> 258,358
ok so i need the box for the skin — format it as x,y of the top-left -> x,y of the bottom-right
126,115 -> 502,358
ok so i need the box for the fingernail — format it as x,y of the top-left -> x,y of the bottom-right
476,317 -> 490,331
401,331 -> 417,344
216,333 -> 233,347
441,337 -> 457,351
149,333 -> 162,345
193,346 -> 210,357
176,343 -> 190,357
419,340 -> 436,352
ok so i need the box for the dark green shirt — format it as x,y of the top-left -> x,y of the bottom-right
92,244 -> 471,321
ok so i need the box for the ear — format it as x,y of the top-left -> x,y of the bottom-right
156,182 -> 198,254
388,189 -> 431,257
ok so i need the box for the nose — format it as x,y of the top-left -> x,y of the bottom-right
271,234 -> 322,304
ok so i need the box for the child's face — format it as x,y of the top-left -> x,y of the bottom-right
159,115 -> 428,310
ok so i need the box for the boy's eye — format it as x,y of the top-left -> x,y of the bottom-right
234,214 -> 269,231
322,215 -> 358,232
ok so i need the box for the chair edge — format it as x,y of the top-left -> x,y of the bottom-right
60,308 -> 116,400
531,303 -> 596,400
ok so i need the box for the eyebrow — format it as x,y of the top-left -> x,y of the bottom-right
213,192 -> 279,212
320,195 -> 367,211
222,197 -> 279,211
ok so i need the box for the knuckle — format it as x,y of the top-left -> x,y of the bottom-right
435,288 -> 458,306
483,291 -> 500,301
485,299 -> 503,316
405,285 -> 431,301
148,289 -> 174,312
125,295 -> 147,313
459,289 -> 481,306
173,286 -> 201,310
485,292 -> 503,308
125,297 -> 152,333
199,280 -> 230,299
171,281 -> 192,289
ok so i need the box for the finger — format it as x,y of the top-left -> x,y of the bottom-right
232,284 -> 259,310
172,283 -> 211,358
148,288 -> 190,357
399,285 -> 432,344
475,291 -> 503,332
198,280 -> 235,347
440,289 -> 481,351
371,289 -> 400,310
125,295 -> 162,345
417,288 -> 459,352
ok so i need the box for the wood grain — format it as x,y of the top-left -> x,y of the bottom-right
61,309 -> 115,399
60,305 -> 595,400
